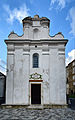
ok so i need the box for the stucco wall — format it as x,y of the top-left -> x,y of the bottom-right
5,42 -> 67,105
5,15 -> 68,105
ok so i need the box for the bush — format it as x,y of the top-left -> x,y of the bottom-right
69,95 -> 75,98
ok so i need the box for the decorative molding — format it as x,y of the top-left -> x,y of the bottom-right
5,39 -> 68,45
42,45 -> 49,51
29,80 -> 43,82
10,64 -> 14,71
58,48 -> 65,51
58,52 -> 65,55
7,52 -> 14,55
23,52 -> 30,55
7,44 -> 15,51
15,45 -> 23,49
23,45 -> 30,51
59,53 -> 65,55
42,52 -> 49,55
30,73 -> 42,80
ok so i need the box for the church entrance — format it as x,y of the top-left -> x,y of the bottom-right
31,84 -> 41,104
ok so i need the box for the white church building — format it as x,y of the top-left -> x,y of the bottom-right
5,15 -> 68,107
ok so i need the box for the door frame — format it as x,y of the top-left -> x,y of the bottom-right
29,82 -> 43,105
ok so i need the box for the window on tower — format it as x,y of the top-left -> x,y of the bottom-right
33,53 -> 39,68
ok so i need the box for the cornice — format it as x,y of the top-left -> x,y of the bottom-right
5,39 -> 68,46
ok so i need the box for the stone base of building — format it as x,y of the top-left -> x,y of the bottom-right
43,104 -> 68,109
0,104 -> 68,109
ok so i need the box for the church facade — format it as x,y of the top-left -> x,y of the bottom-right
5,15 -> 68,106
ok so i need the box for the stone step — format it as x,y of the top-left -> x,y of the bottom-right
0,104 -> 68,109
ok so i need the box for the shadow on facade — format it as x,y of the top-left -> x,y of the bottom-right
0,72 -> 6,105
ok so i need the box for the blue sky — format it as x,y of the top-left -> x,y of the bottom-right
0,0 -> 75,74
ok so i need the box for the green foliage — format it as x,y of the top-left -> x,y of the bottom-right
69,95 -> 75,98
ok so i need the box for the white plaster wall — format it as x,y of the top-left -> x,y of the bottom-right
41,26 -> 49,39
58,54 -> 66,104
13,49 -> 24,104
23,53 -> 30,104
49,48 -> 60,104
42,53 -> 50,104
28,26 -> 33,40
6,43 -> 67,105
6,45 -> 30,104
13,48 -> 30,104
6,54 -> 14,104
24,27 -> 29,39
6,15 -> 67,105
23,21 -> 49,40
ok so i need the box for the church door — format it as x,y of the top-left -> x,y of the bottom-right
31,84 -> 41,104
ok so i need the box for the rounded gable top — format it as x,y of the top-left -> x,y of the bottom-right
22,16 -> 32,22
22,15 -> 50,22
34,15 -> 39,18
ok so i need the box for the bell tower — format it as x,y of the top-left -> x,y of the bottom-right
22,15 -> 50,39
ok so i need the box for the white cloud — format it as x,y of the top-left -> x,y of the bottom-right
3,4 -> 29,24
50,0 -> 66,10
0,59 -> 6,75
66,49 -> 75,66
50,0 -> 73,10
66,7 -> 75,36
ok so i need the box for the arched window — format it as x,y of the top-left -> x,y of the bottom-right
33,53 -> 39,68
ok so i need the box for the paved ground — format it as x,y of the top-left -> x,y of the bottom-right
0,108 -> 75,120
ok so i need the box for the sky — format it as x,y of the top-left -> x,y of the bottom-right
0,0 -> 75,74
